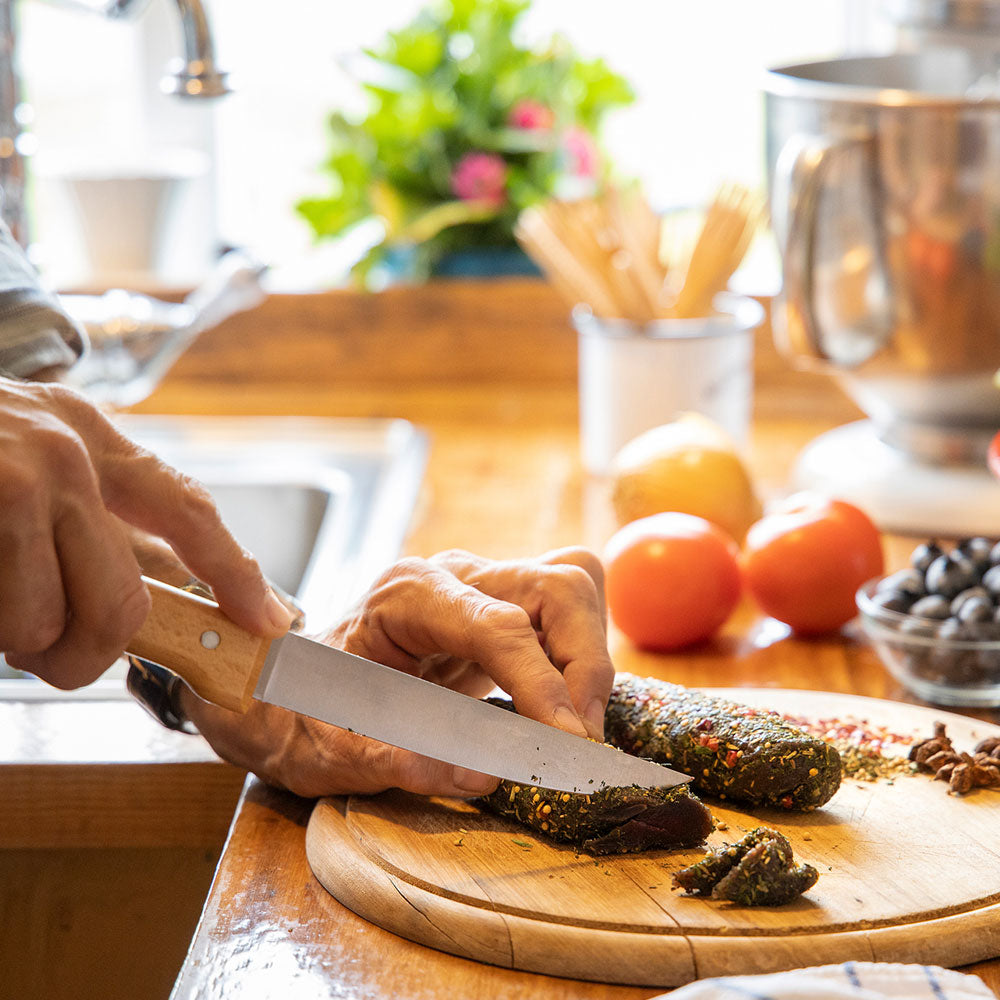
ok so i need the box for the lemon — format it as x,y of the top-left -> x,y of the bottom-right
609,414 -> 762,542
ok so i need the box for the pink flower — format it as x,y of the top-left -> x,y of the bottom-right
450,152 -> 507,206
562,126 -> 600,178
508,99 -> 555,131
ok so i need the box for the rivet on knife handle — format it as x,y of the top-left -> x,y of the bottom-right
128,576 -> 272,713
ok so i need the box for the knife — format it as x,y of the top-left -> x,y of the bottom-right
126,577 -> 691,793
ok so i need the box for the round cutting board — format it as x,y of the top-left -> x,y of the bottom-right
306,689 -> 1000,987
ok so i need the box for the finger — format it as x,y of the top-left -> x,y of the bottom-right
0,467 -> 66,654
124,525 -> 195,588
50,392 -> 292,638
374,563 -> 591,738
528,563 -> 615,739
432,549 -> 613,738
105,456 -> 291,635
537,546 -> 609,626
8,467 -> 149,688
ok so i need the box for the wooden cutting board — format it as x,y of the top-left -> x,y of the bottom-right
306,689 -> 1000,988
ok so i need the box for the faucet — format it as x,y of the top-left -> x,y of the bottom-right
0,0 -> 230,245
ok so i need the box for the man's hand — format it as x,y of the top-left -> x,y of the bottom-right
181,547 -> 615,799
0,377 -> 293,688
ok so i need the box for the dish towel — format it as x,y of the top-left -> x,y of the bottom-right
657,963 -> 997,1000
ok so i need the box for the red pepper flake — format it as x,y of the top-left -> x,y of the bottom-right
780,795 -> 794,809
781,713 -> 916,782
724,749 -> 739,768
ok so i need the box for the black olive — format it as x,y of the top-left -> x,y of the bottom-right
950,586 -> 993,617
876,568 -> 926,599
956,537 -> 994,573
982,564 -> 1000,598
963,618 -> 1000,641
910,540 -> 944,573
908,594 -> 952,620
934,616 -> 968,641
956,594 -> 995,625
898,615 -> 937,638
869,589 -> 914,614
924,553 -> 978,598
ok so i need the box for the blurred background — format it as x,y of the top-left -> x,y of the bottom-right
16,0 -> 896,291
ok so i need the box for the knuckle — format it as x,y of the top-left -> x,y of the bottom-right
429,548 -> 477,570
548,562 -> 601,601
38,382 -> 87,416
370,558 -> 439,603
2,613 -> 64,654
172,473 -> 224,527
545,546 -> 605,586
0,461 -> 44,514
471,600 -> 533,639
383,556 -> 433,582
31,423 -> 92,479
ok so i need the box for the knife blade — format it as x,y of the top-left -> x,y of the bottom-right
126,577 -> 691,793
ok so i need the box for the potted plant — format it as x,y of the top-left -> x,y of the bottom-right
296,0 -> 633,286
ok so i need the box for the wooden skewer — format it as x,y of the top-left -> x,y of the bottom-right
669,184 -> 762,319
515,207 -> 621,318
604,185 -> 668,318
514,182 -> 758,325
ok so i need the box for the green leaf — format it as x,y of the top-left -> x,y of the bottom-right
384,24 -> 445,76
400,198 -> 501,243
300,0 -> 636,264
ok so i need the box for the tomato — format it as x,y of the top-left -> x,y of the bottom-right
741,492 -> 884,635
603,512 -> 742,651
988,430 -> 1000,480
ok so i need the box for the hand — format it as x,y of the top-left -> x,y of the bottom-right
0,377 -> 294,688
181,547 -> 614,799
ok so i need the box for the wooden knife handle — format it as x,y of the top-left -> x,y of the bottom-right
126,576 -> 273,713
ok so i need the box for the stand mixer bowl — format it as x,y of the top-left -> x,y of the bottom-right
764,48 -> 1000,463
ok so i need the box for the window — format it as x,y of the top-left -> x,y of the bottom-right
17,0 -> 895,289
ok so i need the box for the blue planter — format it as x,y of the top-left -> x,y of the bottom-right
381,244 -> 541,282
431,246 -> 541,278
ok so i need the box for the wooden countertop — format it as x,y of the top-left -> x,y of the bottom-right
7,279 -> 1000,997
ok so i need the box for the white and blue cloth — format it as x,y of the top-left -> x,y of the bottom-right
658,963 -> 996,1000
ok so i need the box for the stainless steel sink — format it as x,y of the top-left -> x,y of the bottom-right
0,415 -> 428,697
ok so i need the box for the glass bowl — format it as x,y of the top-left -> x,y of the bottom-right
856,578 -> 1000,707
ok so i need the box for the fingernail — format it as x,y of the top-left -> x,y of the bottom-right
552,705 -> 589,739
583,698 -> 606,741
266,591 -> 295,631
452,766 -> 497,795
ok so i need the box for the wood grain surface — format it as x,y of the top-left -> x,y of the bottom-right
306,690 -> 1000,988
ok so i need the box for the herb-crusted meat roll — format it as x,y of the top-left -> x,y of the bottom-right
477,698 -> 714,855
673,826 -> 819,905
605,675 -> 842,810
480,779 -> 714,855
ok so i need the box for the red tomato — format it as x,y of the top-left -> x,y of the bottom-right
603,512 -> 742,651
988,430 -> 1000,479
741,493 -> 884,635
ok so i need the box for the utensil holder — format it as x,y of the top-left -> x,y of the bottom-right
574,295 -> 763,474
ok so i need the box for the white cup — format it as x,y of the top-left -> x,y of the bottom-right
575,295 -> 763,474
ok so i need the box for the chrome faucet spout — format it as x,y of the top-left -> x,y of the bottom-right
160,0 -> 231,99
0,0 -> 230,243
